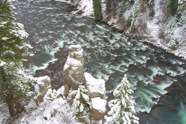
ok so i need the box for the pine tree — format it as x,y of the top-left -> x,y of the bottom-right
71,85 -> 90,123
106,0 -> 112,14
105,75 -> 139,124
170,0 -> 178,16
0,0 -> 30,116
92,0 -> 103,21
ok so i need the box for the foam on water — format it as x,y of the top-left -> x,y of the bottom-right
13,0 -> 186,123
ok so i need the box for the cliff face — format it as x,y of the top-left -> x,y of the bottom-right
68,0 -> 186,59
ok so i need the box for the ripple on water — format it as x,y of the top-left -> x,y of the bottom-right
13,0 -> 186,123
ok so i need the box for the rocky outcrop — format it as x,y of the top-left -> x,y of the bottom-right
84,72 -> 107,121
32,76 -> 51,105
63,45 -> 107,121
90,97 -> 107,120
63,45 -> 85,97
84,72 -> 106,98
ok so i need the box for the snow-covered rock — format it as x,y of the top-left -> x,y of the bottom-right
69,0 -> 93,16
84,72 -> 106,98
43,89 -> 53,102
20,117 -> 28,124
77,0 -> 93,16
63,45 -> 85,96
90,97 -> 107,120
14,92 -> 80,124
56,86 -> 65,98
32,76 -> 51,103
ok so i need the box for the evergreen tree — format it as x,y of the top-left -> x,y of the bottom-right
170,0 -> 178,16
92,0 -> 103,21
106,0 -> 112,14
105,75 -> 139,124
0,0 -> 30,116
72,85 -> 90,123
119,0 -> 126,17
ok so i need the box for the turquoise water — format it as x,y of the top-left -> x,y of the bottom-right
13,0 -> 186,123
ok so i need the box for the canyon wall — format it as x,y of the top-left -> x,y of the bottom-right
69,0 -> 186,59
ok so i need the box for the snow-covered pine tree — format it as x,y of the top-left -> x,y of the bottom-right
71,85 -> 90,123
0,0 -> 31,117
105,75 -> 139,124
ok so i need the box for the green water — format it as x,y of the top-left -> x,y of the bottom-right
13,0 -> 186,123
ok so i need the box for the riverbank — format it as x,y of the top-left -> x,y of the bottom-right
67,0 -> 186,60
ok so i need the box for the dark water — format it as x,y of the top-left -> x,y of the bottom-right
13,0 -> 186,124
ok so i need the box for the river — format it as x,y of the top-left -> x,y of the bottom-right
13,0 -> 186,124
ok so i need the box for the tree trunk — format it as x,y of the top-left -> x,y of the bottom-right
7,102 -> 16,117
93,0 -> 103,21
0,67 -> 16,117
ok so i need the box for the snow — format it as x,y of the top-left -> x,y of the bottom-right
178,0 -> 186,4
64,58 -> 82,70
71,86 -> 90,120
2,37 -> 9,40
56,86 -> 65,97
105,75 -> 139,124
34,75 -> 50,85
63,45 -> 83,71
71,0 -> 93,16
13,23 -> 29,39
147,20 -> 161,40
78,0 -> 93,16
0,61 -> 6,67
8,88 -> 80,124
0,103 -> 9,124
90,97 -> 107,113
84,72 -> 106,97
154,0 -> 164,21
68,0 -> 186,60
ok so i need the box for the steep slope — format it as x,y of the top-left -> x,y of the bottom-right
69,0 -> 186,59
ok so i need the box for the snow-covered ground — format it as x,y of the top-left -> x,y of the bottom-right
0,87 -> 80,124
0,103 -> 9,124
